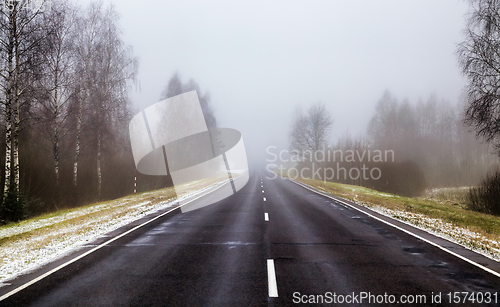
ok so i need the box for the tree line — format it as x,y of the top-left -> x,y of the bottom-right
0,0 -> 139,222
290,92 -> 499,197
366,91 -> 497,188
0,0 -> 218,223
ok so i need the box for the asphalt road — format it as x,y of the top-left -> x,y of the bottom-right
1,169 -> 500,306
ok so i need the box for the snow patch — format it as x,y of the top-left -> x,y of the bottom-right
0,180 -> 226,286
353,200 -> 500,261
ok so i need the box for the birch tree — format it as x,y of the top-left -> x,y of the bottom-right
89,4 -> 137,197
160,73 -> 217,129
71,1 -> 106,188
37,0 -> 78,188
0,0 -> 47,220
290,102 -> 333,157
458,0 -> 500,150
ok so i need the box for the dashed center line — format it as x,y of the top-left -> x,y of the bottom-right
263,197 -> 266,201
265,213 -> 269,221
267,259 -> 279,297
262,190 -> 264,193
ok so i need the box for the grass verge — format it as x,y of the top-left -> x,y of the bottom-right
0,177 -> 227,285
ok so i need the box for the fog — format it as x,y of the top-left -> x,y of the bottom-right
75,0 -> 468,165
5,0 -> 500,299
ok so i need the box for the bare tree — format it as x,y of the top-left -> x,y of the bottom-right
290,102 -> 333,158
71,1 -> 106,188
36,0 -> 78,188
160,73 -> 217,128
458,0 -> 500,148
90,4 -> 137,197
290,109 -> 309,155
183,79 -> 216,129
160,72 -> 183,100
0,0 -> 141,220
367,90 -> 399,149
0,0 -> 48,219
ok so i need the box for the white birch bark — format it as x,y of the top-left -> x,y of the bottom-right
3,7 -> 16,197
97,135 -> 101,198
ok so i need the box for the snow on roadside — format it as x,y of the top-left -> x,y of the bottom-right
0,198 -> 134,239
295,179 -> 500,262
353,200 -> 500,261
0,179 -> 229,287
0,199 -> 175,287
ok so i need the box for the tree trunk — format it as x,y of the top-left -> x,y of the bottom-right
4,7 -> 16,198
13,18 -> 20,195
73,86 -> 83,187
53,65 -> 60,187
13,89 -> 19,195
54,147 -> 59,186
97,134 -> 101,198
53,120 -> 60,187
4,107 -> 12,197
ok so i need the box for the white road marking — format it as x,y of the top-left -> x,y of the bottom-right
265,213 -> 269,221
262,190 -> 264,193
267,259 -> 279,297
0,182 -> 232,302
263,197 -> 266,201
288,178 -> 500,279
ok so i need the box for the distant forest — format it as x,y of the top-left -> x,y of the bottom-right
364,91 -> 497,188
291,91 -> 499,197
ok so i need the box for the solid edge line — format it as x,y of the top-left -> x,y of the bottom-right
265,212 -> 269,222
287,178 -> 500,279
267,259 -> 278,297
0,181 -> 231,301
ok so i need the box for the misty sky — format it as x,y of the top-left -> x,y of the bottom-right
78,0 -> 469,164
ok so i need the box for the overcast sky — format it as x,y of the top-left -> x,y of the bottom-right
80,0 -> 469,164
